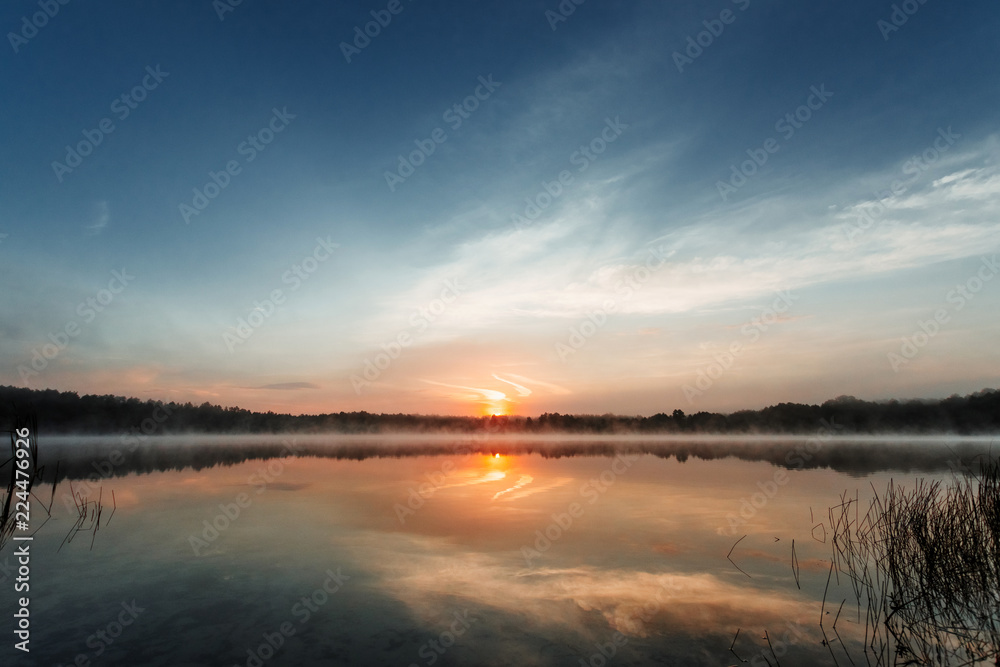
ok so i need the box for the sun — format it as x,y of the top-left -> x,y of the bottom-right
485,452 -> 508,468
483,402 -> 509,417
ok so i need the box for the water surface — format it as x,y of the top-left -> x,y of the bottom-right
4,435 -> 995,666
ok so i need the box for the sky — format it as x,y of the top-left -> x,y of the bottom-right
1,0 -> 998,417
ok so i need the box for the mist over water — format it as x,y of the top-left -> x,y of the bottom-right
39,432 -> 999,481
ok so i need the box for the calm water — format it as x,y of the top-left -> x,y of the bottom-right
3,435 -> 995,666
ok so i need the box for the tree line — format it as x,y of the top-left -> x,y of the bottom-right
0,385 -> 997,435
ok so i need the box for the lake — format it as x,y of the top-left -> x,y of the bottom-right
4,434 -> 997,666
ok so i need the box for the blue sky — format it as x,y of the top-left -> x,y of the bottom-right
2,0 -> 998,416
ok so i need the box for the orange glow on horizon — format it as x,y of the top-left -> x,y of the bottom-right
482,401 -> 510,417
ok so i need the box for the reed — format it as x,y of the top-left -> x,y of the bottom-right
0,416 -> 58,553
830,459 -> 1000,666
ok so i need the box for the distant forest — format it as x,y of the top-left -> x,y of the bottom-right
1,385 -> 998,435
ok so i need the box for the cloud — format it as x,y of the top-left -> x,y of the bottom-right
352,537 -> 812,641
501,373 -> 572,396
253,382 -> 321,391
85,200 -> 109,236
376,142 -> 1000,337
421,379 -> 507,402
493,374 -> 532,397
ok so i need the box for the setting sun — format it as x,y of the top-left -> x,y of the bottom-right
483,402 -> 509,417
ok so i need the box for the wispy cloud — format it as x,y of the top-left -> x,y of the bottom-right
253,382 -> 320,391
376,144 -> 1000,337
85,200 -> 109,236
421,379 -> 507,402
492,374 -> 531,397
